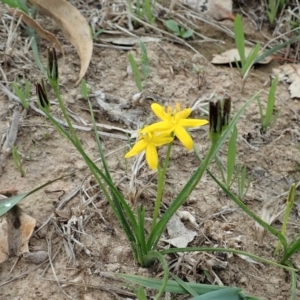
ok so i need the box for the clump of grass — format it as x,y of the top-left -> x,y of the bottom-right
215,125 -> 252,200
128,41 -> 150,92
12,78 -> 30,109
264,0 -> 286,25
12,145 -> 25,177
233,14 -> 260,90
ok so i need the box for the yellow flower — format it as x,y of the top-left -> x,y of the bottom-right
140,103 -> 208,150
125,131 -> 173,170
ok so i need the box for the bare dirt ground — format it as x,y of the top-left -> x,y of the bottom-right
0,1 -> 300,299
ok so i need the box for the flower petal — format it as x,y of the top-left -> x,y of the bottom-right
179,108 -> 192,119
151,103 -> 169,121
174,126 -> 194,150
140,121 -> 173,133
152,135 -> 174,147
124,139 -> 147,158
145,144 -> 158,170
179,118 -> 209,128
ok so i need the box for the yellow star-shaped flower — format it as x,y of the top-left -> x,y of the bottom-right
125,132 -> 173,170
140,103 -> 208,150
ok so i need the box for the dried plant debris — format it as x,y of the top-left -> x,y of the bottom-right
0,206 -> 36,263
0,106 -> 20,175
180,0 -> 234,21
11,9 -> 63,54
164,214 -> 197,248
93,90 -> 164,128
272,64 -> 300,98
28,0 -> 93,85
211,48 -> 273,65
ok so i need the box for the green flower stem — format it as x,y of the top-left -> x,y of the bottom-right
147,141 -> 217,251
52,83 -> 81,147
151,142 -> 173,231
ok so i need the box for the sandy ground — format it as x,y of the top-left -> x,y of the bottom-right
0,1 -> 300,299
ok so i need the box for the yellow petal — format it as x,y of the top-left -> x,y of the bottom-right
145,144 -> 158,170
140,121 -> 173,133
179,108 -> 192,119
152,135 -> 174,146
124,139 -> 147,158
179,119 -> 208,128
174,126 -> 194,150
151,103 -> 169,121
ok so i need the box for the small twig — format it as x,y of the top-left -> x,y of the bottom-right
0,262 -> 48,288
4,257 -> 20,282
40,278 -> 136,297
0,106 -> 20,175
34,186 -> 81,234
0,82 -> 134,140
46,228 -> 74,299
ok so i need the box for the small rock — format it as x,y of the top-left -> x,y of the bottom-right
23,251 -> 48,264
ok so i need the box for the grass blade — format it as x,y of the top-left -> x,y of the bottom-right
263,76 -> 278,130
234,14 -> 246,65
227,125 -> 237,187
190,288 -> 242,300
118,274 -> 241,295
128,53 -> 143,92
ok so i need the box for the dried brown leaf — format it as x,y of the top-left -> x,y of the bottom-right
211,48 -> 273,65
29,0 -> 93,85
11,9 -> 64,54
0,206 -> 36,264
272,64 -> 300,98
164,214 -> 197,248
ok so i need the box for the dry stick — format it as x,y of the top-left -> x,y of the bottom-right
40,278 -> 136,298
46,228 -> 74,300
128,12 -> 207,60
0,262 -> 48,288
34,186 -> 81,234
4,257 -> 20,282
0,106 -> 20,175
0,83 -> 133,140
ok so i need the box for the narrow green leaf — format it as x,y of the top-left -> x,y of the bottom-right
160,247 -> 296,272
254,35 -> 300,64
226,126 -> 237,187
139,40 -> 150,78
242,44 -> 260,75
118,274 -> 239,295
143,0 -> 155,23
263,76 -> 278,130
128,53 -> 143,92
234,14 -> 246,65
137,286 -> 147,300
287,261 -> 297,300
281,237 -> 300,263
173,275 -> 198,297
190,288 -> 241,300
